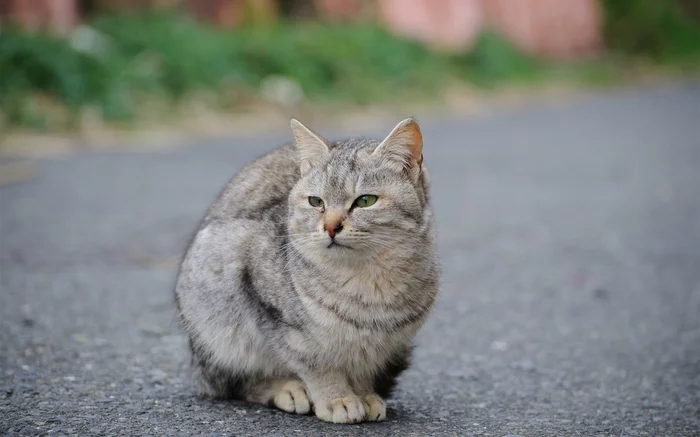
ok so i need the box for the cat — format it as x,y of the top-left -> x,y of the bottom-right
175,117 -> 440,424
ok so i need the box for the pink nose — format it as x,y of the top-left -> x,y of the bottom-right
325,221 -> 343,238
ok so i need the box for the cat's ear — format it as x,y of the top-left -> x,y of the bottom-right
290,118 -> 330,176
373,117 -> 424,181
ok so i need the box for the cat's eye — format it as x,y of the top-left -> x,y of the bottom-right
308,196 -> 324,208
354,195 -> 378,208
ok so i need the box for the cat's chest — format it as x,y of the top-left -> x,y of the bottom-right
303,321 -> 408,372
295,267 -> 416,332
337,269 -> 408,305
290,270 -> 420,372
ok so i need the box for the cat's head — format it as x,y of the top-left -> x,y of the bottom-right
287,118 -> 430,265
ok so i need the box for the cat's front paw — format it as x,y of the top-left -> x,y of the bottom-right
315,395 -> 367,424
362,394 -> 386,421
273,380 -> 311,415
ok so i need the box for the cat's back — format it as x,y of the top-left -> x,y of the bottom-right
206,143 -> 300,224
176,143 -> 300,331
178,143 -> 299,304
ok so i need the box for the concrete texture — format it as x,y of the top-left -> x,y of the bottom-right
1,82 -> 699,436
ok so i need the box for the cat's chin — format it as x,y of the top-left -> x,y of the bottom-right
326,241 -> 353,250
309,243 -> 375,264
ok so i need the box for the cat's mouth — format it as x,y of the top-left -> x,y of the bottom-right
327,241 -> 352,250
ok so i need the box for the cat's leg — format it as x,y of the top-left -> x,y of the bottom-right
299,371 -> 368,424
191,341 -> 311,414
351,378 -> 387,422
245,379 -> 311,415
191,354 -> 244,399
372,346 -> 413,399
348,347 -> 413,422
193,357 -> 312,415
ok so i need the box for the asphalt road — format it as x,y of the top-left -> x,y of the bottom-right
2,83 -> 699,437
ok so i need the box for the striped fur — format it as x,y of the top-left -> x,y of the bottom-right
175,119 -> 439,424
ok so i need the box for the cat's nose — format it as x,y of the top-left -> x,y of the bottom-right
325,221 -> 343,238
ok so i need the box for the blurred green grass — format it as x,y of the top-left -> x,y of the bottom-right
0,14 -> 453,130
604,0 -> 700,62
1,1 -> 699,132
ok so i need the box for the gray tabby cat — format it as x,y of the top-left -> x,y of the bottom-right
175,118 -> 439,424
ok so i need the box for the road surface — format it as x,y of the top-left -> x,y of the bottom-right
2,82 -> 699,436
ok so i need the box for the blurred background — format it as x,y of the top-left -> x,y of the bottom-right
2,2 -> 700,436
0,0 -> 699,139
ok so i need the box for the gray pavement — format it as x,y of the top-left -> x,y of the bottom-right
1,82 -> 700,436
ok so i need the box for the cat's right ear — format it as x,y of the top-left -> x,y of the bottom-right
290,118 -> 330,176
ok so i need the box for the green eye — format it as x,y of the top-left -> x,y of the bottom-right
354,195 -> 378,208
308,196 -> 324,207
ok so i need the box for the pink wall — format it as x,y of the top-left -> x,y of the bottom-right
483,0 -> 602,59
2,0 -> 79,35
312,0 -> 603,58
377,0 -> 602,59
378,0 -> 483,51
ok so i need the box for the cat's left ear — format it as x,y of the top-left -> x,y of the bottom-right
290,118 -> 330,176
373,117 -> 423,181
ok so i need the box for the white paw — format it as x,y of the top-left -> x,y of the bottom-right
273,380 -> 311,415
362,394 -> 386,421
315,395 -> 367,424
